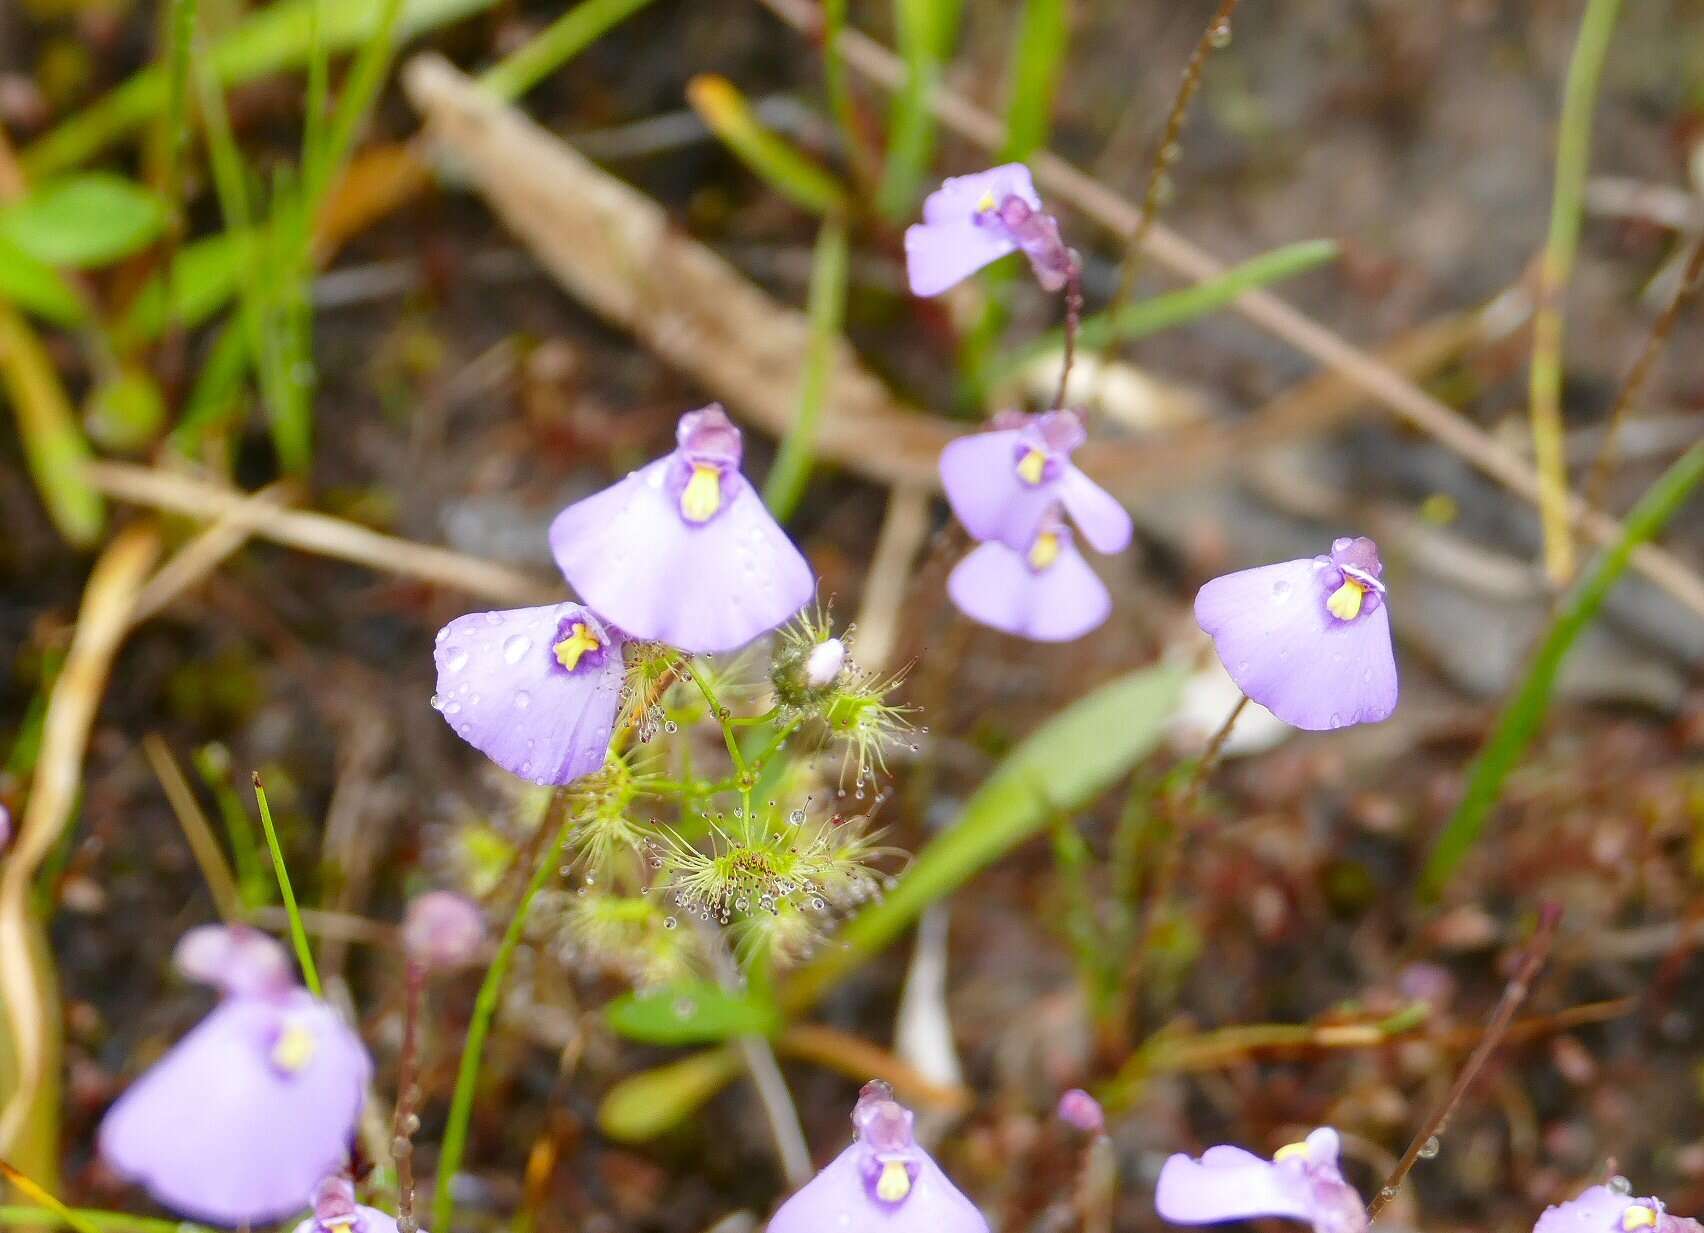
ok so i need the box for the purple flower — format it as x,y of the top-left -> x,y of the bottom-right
1056,1088 -> 1105,1135
947,514 -> 1110,642
290,1177 -> 416,1233
1193,536 -> 1398,731
938,410 -> 1130,557
402,891 -> 486,972
1155,1127 -> 1367,1233
1534,1185 -> 1703,1233
905,165 -> 1075,296
99,926 -> 372,1227
433,601 -> 627,785
769,1081 -> 989,1233
549,405 -> 815,654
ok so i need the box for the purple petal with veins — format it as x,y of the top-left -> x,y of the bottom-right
433,603 -> 626,785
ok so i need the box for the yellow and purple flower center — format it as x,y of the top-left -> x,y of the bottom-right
1623,1207 -> 1659,1231
1016,447 -> 1049,486
1273,1141 -> 1311,1163
876,1158 -> 913,1201
680,463 -> 724,523
1028,530 -> 1062,570
553,622 -> 602,671
270,1019 -> 318,1073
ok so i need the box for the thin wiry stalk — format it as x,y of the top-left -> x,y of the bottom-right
1107,0 -> 1242,313
1365,903 -> 1562,1221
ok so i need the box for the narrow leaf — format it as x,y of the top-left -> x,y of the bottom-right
606,982 -> 781,1045
687,75 -> 848,216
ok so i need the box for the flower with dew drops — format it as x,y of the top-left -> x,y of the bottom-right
905,164 -> 1076,297
938,409 -> 1130,557
290,1176 -> 423,1233
99,926 -> 372,1227
768,1081 -> 990,1233
549,404 -> 815,654
1155,1127 -> 1367,1233
947,511 -> 1111,642
433,602 -> 627,785
1193,536 -> 1398,730
1534,1184 -> 1703,1233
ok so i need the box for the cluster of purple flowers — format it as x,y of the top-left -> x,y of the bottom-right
908,165 -> 1397,724
433,403 -> 815,784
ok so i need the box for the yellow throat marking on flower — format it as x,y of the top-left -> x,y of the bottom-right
1028,531 -> 1061,570
681,463 -> 723,522
1623,1207 -> 1658,1231
976,190 -> 998,213
876,1160 -> 912,1202
1016,448 -> 1048,485
323,1221 -> 356,1233
553,623 -> 601,672
271,1021 -> 318,1073
1273,1142 -> 1310,1163
1326,578 -> 1366,621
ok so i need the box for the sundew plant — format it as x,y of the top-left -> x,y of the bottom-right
2,3 -> 1703,1233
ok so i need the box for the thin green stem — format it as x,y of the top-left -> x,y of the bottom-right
683,661 -> 749,780
478,0 -> 659,102
431,793 -> 576,1233
251,774 -> 321,998
764,213 -> 849,518
1529,0 -> 1624,583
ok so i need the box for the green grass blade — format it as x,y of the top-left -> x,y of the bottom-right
764,213 -> 849,519
688,75 -> 849,216
23,0 -> 498,179
1528,0 -> 1624,585
1000,0 -> 1069,161
0,303 -> 105,547
1419,442 -> 1704,899
0,1207 -> 214,1233
432,802 -> 576,1233
989,238 -> 1339,384
876,0 -> 965,221
478,0 -> 659,102
251,775 -> 322,998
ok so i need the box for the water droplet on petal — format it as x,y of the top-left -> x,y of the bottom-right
429,694 -> 444,711
503,635 -> 532,664
514,691 -> 531,710
1271,579 -> 1293,601
1609,1177 -> 1633,1197
445,648 -> 469,673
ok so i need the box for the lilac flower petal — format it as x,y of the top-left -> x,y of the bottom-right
1534,1187 -> 1639,1233
937,429 -> 1049,549
433,603 -> 625,784
904,219 -> 1018,297
550,459 -> 813,654
921,165 -> 1041,225
174,924 -> 294,999
947,540 -> 1110,643
1155,1148 -> 1315,1226
768,1140 -> 990,1233
100,992 -> 371,1227
292,1205 -> 406,1233
1058,466 -> 1132,554
1194,558 -> 1398,730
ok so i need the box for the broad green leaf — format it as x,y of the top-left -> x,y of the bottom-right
0,175 -> 168,268
606,982 -> 781,1045
1419,442 -> 1704,898
0,237 -> 87,327
598,1047 -> 742,1143
115,231 -> 247,346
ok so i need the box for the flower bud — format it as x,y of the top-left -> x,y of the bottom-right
1056,1088 -> 1105,1135
402,891 -> 486,972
